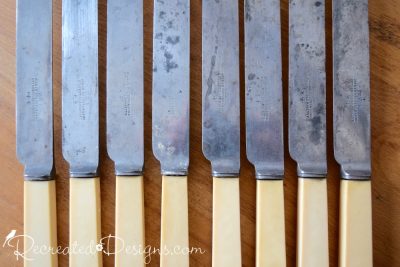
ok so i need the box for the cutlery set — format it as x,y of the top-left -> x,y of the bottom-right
16,0 -> 372,267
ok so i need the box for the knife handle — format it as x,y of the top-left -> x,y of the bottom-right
24,180 -> 58,267
69,177 -> 102,267
339,180 -> 372,267
256,180 -> 286,267
160,176 -> 189,267
297,178 -> 329,267
212,177 -> 241,267
115,176 -> 145,267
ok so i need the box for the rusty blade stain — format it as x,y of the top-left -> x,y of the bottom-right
107,0 -> 144,175
245,0 -> 284,179
333,0 -> 371,179
152,0 -> 190,175
202,0 -> 240,177
289,0 -> 327,177
62,0 -> 99,177
16,0 -> 53,180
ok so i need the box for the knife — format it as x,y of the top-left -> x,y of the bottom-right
289,1 -> 329,266
106,0 -> 144,266
244,0 -> 286,266
202,1 -> 241,266
152,1 -> 190,266
62,0 -> 102,266
333,1 -> 372,266
16,0 -> 57,266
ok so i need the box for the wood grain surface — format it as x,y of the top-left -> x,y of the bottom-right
1,0 -> 399,266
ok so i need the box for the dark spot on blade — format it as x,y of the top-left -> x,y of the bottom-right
166,36 -> 180,45
159,11 -> 166,19
314,103 -> 324,115
164,51 -> 178,72
245,0 -> 252,21
203,120 -> 212,129
248,73 -> 256,80
167,20 -> 173,29
309,116 -> 322,144
155,33 -> 163,39
315,1 -> 322,7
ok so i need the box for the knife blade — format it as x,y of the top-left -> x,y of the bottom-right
62,0 -> 102,266
152,1 -> 190,266
244,0 -> 286,265
107,0 -> 144,266
289,0 -> 329,266
333,1 -> 372,266
202,0 -> 241,266
16,0 -> 58,265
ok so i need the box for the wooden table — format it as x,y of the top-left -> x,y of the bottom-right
1,0 -> 399,266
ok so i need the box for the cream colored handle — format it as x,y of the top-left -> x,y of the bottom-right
212,177 -> 241,267
24,180 -> 58,267
160,176 -> 189,267
256,180 -> 286,267
339,180 -> 372,267
297,178 -> 329,267
69,177 -> 102,267
115,176 -> 145,267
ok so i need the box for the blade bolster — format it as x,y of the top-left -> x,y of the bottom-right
212,172 -> 239,178
211,161 -> 240,177
256,175 -> 284,180
24,169 -> 53,181
114,163 -> 143,176
161,170 -> 188,176
340,163 -> 371,180
211,167 -> 240,177
255,172 -> 284,180
23,164 -> 54,181
253,162 -> 284,180
115,170 -> 143,176
297,161 -> 327,178
69,166 -> 98,178
156,158 -> 189,176
24,176 -> 53,181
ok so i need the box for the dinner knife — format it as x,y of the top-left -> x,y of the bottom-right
333,1 -> 372,266
244,0 -> 286,266
289,1 -> 329,266
107,0 -> 144,266
152,1 -> 190,266
202,1 -> 241,266
62,0 -> 102,266
16,0 -> 57,266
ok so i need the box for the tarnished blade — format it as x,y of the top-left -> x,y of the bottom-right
16,0 -> 53,180
107,0 -> 143,176
152,0 -> 190,175
289,0 -> 327,177
245,0 -> 284,179
202,0 -> 240,177
333,0 -> 371,179
62,0 -> 98,177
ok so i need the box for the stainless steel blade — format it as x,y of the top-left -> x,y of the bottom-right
16,0 -> 53,180
62,0 -> 99,177
245,0 -> 284,179
289,0 -> 327,177
107,0 -> 143,176
152,0 -> 190,175
202,0 -> 240,177
333,0 -> 371,179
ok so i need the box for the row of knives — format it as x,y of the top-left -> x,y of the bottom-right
16,0 -> 372,266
